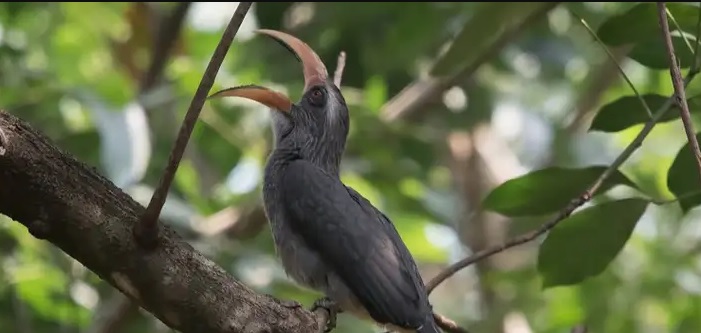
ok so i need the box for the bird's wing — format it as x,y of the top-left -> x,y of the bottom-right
344,186 -> 429,297
280,159 -> 426,327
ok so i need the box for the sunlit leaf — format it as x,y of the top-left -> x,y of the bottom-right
667,132 -> 701,212
588,94 -> 701,133
483,166 -> 640,217
598,3 -> 700,47
538,198 -> 649,288
430,2 -> 557,76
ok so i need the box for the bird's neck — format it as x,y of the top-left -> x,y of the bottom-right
270,124 -> 347,177
309,130 -> 346,177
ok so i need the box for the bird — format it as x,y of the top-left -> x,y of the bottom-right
209,29 -> 441,333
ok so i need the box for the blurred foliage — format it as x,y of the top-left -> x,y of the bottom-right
2,2 -> 701,333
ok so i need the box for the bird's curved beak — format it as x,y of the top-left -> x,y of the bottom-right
208,85 -> 292,113
256,29 -> 328,92
208,29 -> 327,110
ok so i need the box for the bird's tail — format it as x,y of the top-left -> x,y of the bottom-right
416,315 -> 442,333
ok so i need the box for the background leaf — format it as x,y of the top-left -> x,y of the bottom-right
588,94 -> 692,133
537,198 -> 649,288
482,166 -> 640,217
629,36 -> 698,70
430,2 -> 556,76
597,3 -> 700,47
667,132 -> 701,212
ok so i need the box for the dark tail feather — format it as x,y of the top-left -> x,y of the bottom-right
417,315 -> 442,333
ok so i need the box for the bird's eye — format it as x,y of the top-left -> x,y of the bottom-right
307,87 -> 326,107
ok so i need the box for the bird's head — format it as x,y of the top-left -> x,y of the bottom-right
209,29 -> 349,175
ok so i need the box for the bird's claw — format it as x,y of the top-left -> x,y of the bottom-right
311,297 -> 341,332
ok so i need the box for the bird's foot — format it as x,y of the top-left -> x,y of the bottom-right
311,297 -> 342,332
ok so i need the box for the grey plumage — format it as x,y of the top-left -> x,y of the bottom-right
209,29 -> 441,333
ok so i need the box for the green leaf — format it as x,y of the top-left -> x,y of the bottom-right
629,36 -> 698,70
589,94 -> 691,133
430,2 -> 556,76
538,198 -> 649,288
483,166 -> 639,217
598,3 -> 700,47
667,132 -> 701,212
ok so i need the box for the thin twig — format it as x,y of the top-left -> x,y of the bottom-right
657,2 -> 701,186
576,14 -> 653,118
665,7 -> 695,54
134,2 -> 253,249
333,51 -> 346,87
427,68 -> 701,293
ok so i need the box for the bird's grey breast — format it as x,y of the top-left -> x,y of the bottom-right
262,167 -> 329,291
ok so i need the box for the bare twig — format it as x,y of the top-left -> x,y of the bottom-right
135,2 -> 253,250
576,15 -> 653,118
564,45 -> 631,134
333,51 -> 346,87
427,69 -> 701,293
657,2 -> 701,186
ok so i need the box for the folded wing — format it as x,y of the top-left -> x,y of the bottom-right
280,159 -> 426,327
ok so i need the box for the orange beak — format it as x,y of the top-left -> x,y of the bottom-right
208,85 -> 292,113
209,29 -> 328,110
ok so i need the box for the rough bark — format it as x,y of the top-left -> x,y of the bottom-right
0,111 -> 324,333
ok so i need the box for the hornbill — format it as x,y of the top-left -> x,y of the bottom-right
209,29 -> 441,333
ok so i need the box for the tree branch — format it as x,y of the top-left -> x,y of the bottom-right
136,2 -> 253,249
657,2 -> 701,186
0,111 -> 327,333
93,5 -> 196,329
426,68 -> 701,293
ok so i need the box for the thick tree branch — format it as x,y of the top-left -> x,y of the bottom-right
137,2 -> 253,249
427,68 -> 701,293
0,111 -> 326,333
657,2 -> 701,186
